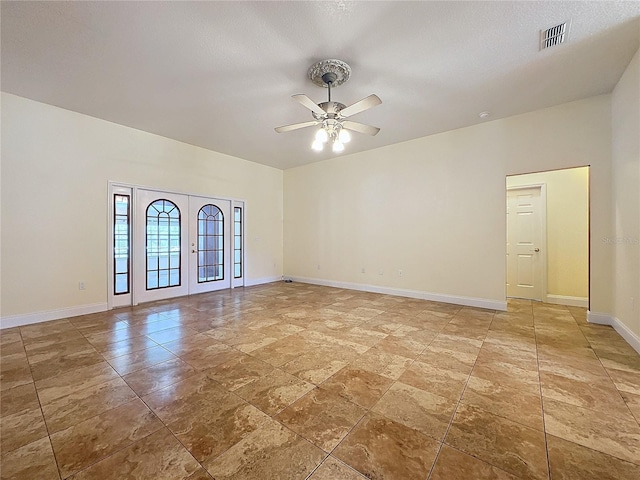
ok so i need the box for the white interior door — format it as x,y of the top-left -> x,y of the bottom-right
506,186 -> 545,300
135,189 -> 189,303
189,197 -> 232,294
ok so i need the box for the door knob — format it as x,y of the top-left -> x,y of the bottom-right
534,248 -> 540,252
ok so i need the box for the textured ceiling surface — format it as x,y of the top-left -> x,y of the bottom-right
2,1 -> 639,169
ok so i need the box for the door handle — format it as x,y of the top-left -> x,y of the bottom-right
192,249 -> 197,253
534,248 -> 540,252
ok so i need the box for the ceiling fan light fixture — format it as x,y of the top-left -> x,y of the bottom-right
275,59 -> 381,155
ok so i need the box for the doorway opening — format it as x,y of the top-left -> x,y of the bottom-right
506,166 -> 590,308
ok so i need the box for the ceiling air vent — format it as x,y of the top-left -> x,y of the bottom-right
540,21 -> 569,50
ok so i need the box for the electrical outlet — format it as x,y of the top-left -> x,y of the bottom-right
317,264 -> 321,270
79,282 -> 86,290
361,267 -> 366,274
398,270 -> 403,277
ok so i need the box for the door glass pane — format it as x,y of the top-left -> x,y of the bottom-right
146,199 -> 181,290
197,204 -> 224,282
234,207 -> 243,279
113,194 -> 130,294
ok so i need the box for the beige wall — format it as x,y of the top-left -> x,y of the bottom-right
1,93 -> 284,319
507,167 -> 589,301
284,95 -> 612,311
611,47 -> 640,338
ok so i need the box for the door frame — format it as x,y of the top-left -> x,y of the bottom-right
506,183 -> 548,303
107,181 -> 246,309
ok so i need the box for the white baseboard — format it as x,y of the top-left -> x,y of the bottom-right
587,311 -> 640,354
546,295 -> 589,308
244,276 -> 282,287
287,276 -> 507,311
1,303 -> 108,330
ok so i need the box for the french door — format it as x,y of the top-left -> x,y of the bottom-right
135,190 -> 191,303
188,196 -> 232,295
110,185 -> 243,307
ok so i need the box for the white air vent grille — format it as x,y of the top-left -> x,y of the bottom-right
540,21 -> 569,50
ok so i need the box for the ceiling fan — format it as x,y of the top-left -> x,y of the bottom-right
275,59 -> 381,152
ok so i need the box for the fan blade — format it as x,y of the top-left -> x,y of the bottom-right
292,94 -> 326,115
274,121 -> 319,133
342,120 -> 380,136
339,94 -> 381,118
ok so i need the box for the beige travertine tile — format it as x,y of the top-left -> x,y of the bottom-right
276,388 -> 366,452
0,354 -> 33,392
41,377 -> 137,433
547,434 -> 640,480
540,369 -> 631,417
620,390 -> 640,422
203,418 -> 325,480
69,428 -> 201,479
607,367 -> 640,396
29,348 -> 105,382
130,317 -> 187,335
207,354 -> 274,391
122,358 -> 197,396
147,326 -> 200,344
462,375 -> 544,430
333,412 -> 439,480
35,361 -> 119,404
471,359 -> 541,395
95,335 -> 159,359
372,381 -> 456,441
0,403 -> 48,454
399,360 -> 469,400
374,335 -> 428,358
445,403 -> 548,479
320,366 -> 393,408
107,345 -> 176,375
0,436 -> 60,480
350,346 -> 413,379
308,456 -> 367,479
50,398 -> 163,478
24,337 -> 96,363
430,444 -> 519,479
234,368 -> 315,416
543,398 -> 640,465
0,341 -> 25,357
172,399 -> 270,463
281,350 -> 351,385
20,320 -> 77,341
0,328 -> 23,347
418,344 -> 477,375
1,381 -> 39,417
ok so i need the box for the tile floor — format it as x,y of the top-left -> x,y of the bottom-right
1,282 -> 640,479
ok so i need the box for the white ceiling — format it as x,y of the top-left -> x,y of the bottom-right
2,1 -> 639,170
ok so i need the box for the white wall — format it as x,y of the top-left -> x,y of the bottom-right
611,47 -> 640,339
1,93 -> 284,321
284,95 -> 612,312
507,167 -> 589,303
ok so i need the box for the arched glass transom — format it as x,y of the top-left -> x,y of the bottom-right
198,204 -> 224,282
146,199 -> 181,289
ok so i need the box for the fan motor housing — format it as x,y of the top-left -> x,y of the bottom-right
312,101 -> 347,120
